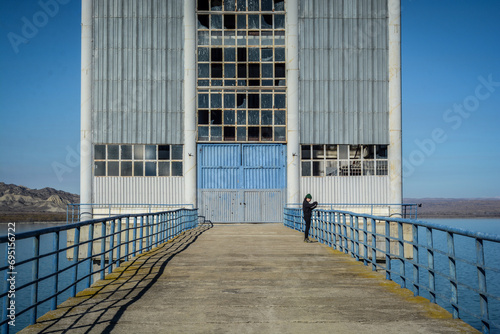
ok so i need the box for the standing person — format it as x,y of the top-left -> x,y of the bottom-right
303,194 -> 318,242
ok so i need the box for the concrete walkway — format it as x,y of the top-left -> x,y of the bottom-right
21,223 -> 477,333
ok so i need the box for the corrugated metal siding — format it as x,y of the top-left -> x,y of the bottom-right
298,0 -> 389,145
93,177 -> 184,204
301,176 -> 389,204
92,0 -> 184,144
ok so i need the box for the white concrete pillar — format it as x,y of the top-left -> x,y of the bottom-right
184,0 -> 197,207
80,0 -> 93,221
388,0 -> 402,212
286,0 -> 300,205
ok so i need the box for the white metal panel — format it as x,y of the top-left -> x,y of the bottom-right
300,176 -> 389,204
93,177 -> 184,204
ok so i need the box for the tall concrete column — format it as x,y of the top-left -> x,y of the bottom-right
80,0 -> 92,221
388,0 -> 402,212
286,0 -> 300,205
184,0 -> 197,207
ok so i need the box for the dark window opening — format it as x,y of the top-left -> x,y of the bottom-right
249,64 -> 260,78
237,64 -> 247,78
275,63 -> 286,78
158,145 -> 170,160
224,14 -> 235,29
248,127 -> 260,141
211,64 -> 223,77
237,48 -> 247,61
224,127 -> 236,141
211,110 -> 223,124
198,110 -> 209,124
262,127 -> 273,141
262,0 -> 273,11
248,94 -> 260,108
211,0 -> 222,11
274,0 -> 285,11
198,14 -> 209,29
198,0 -> 209,11
211,48 -> 223,61
262,15 -> 273,29
237,94 -> 246,108
249,80 -> 260,86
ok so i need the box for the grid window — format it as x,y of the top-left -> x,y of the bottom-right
94,144 -> 183,177
197,0 -> 286,142
300,144 -> 389,177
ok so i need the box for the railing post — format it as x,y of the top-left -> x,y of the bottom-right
412,225 -> 420,297
447,231 -> 458,319
363,217 -> 368,266
86,224 -> 94,289
426,227 -> 436,304
371,218 -> 377,271
31,235 -> 40,324
476,238 -> 490,333
108,219 -> 115,274
133,216 -> 138,257
139,216 -> 144,254
398,222 -> 406,288
342,214 -> 347,254
72,227 -> 80,298
385,220 -> 391,280
100,221 -> 106,280
116,218 -> 122,267
51,231 -> 60,311
354,216 -> 360,261
125,217 -> 130,262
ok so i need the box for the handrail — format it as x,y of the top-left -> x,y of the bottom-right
284,207 -> 500,334
284,203 -> 421,219
1,209 -> 200,333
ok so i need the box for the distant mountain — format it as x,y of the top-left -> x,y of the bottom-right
404,198 -> 500,218
0,183 -> 79,221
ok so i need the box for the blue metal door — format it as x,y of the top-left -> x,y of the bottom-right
198,144 -> 286,223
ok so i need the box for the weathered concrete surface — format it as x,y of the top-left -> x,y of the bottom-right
21,223 -> 478,333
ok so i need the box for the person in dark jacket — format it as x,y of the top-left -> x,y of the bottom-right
302,194 -> 318,242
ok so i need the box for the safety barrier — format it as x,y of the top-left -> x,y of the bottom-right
284,207 -> 500,334
0,209 -> 199,333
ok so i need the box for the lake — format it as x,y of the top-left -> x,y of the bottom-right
1,218 -> 500,333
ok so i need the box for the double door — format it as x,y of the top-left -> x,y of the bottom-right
197,144 -> 286,223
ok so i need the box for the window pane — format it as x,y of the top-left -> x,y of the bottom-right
224,64 -> 236,78
262,48 -> 273,61
224,0 -> 235,11
211,0 -> 222,10
275,48 -> 285,61
325,145 -> 337,159
262,63 -> 273,78
377,145 -> 388,159
198,31 -> 209,45
198,63 -> 209,78
121,161 -> 132,176
237,15 -> 246,29
121,145 -> 132,160
274,110 -> 285,125
377,161 -> 388,175
301,161 -> 311,176
248,0 -> 259,11
325,161 -> 338,176
94,161 -> 106,176
172,162 -> 183,176
339,161 -> 349,176
339,145 -> 348,159
350,145 -> 361,159
211,126 -> 223,141
274,127 -> 286,141
211,31 -> 222,45
145,145 -> 156,160
313,161 -> 324,176
134,162 -> 143,176
313,145 -> 323,159
211,15 -> 222,29
145,162 -> 157,176
211,93 -> 222,108
248,15 -> 259,28
198,47 -> 209,61
262,15 -> 272,29
248,47 -> 259,61
108,161 -> 119,176
224,94 -> 235,108
237,127 -> 247,141
199,94 -> 209,108
275,94 -> 285,108
237,0 -> 246,11
198,127 -> 209,141
158,145 -> 170,160
261,94 -> 272,108
261,110 -> 272,125
211,110 -> 223,124
350,162 -> 362,176
95,145 -> 105,160
248,110 -> 259,125
134,145 -> 144,160
363,161 -> 375,176
172,145 -> 183,160
108,145 -> 119,160
274,0 -> 285,11
159,162 -> 170,176
237,110 -> 246,124
262,0 -> 273,11
301,145 -> 311,159
224,47 -> 236,62
224,110 -> 235,124
274,14 -> 285,29
363,145 -> 375,159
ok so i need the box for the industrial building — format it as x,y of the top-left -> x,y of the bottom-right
80,0 -> 402,223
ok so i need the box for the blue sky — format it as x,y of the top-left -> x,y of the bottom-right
0,0 -> 499,198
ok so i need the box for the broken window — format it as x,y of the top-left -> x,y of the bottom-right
224,14 -> 235,29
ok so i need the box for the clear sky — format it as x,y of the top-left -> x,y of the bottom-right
0,0 -> 499,198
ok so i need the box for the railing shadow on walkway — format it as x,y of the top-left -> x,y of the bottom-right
23,221 -> 213,334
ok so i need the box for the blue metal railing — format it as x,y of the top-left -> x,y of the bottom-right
66,203 -> 195,224
0,208 -> 200,333
285,203 -> 421,219
284,207 -> 500,334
